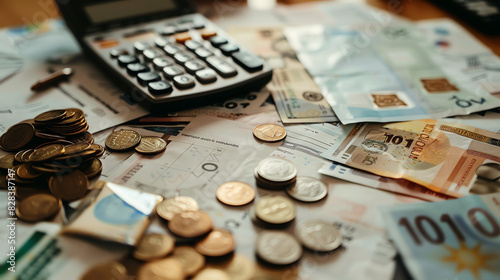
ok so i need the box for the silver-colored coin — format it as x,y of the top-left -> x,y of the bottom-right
256,231 -> 302,265
286,177 -> 328,202
255,195 -> 295,224
295,220 -> 342,252
257,157 -> 297,182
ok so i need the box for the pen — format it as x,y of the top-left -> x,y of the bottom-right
30,67 -> 74,91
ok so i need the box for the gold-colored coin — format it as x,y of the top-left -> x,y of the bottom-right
81,261 -> 128,280
255,195 -> 295,224
35,140 -> 73,149
156,196 -> 199,221
14,150 -> 25,162
52,149 -> 96,161
16,163 -> 42,179
20,149 -> 34,162
49,170 -> 89,201
133,233 -> 175,261
79,158 -> 103,178
15,186 -> 51,201
0,154 -> 16,169
34,131 -> 66,140
216,181 -> 255,206
15,193 -> 61,222
63,143 -> 90,155
206,254 -> 254,280
34,109 -> 67,123
29,144 -> 65,162
137,258 -> 185,280
105,129 -> 141,151
195,228 -> 235,257
53,108 -> 84,125
135,136 -> 167,155
193,268 -> 231,280
168,210 -> 213,238
0,123 -> 35,151
171,246 -> 205,276
90,143 -> 105,157
68,131 -> 93,144
253,123 -> 287,142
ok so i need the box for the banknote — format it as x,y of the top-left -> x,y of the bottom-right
284,19 -> 500,124
381,193 -> 500,280
228,27 -> 338,123
444,107 -> 500,134
321,119 -> 500,197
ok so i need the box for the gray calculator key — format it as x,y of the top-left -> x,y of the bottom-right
160,26 -> 176,36
126,63 -> 149,76
184,60 -> 205,74
194,47 -> 213,59
148,81 -> 173,95
133,42 -> 148,53
174,52 -> 194,63
231,51 -> 264,72
185,40 -> 202,51
137,71 -> 161,86
117,55 -> 139,67
173,74 -> 196,89
154,37 -> 169,48
220,44 -> 239,56
110,49 -> 128,58
153,57 -> 174,70
195,68 -> 217,84
209,36 -> 228,47
162,65 -> 185,79
143,49 -> 162,61
164,45 -> 183,56
206,56 -> 237,77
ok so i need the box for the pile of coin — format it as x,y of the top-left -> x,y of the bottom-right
105,129 -> 167,155
254,157 -> 297,190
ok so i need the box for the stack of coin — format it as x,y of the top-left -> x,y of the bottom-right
254,157 -> 297,190
105,129 -> 167,155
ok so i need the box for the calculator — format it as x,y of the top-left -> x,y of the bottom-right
56,0 -> 273,109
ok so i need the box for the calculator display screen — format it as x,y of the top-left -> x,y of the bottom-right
84,0 -> 178,24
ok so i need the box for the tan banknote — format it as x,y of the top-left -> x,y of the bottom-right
228,27 -> 338,123
321,119 -> 500,197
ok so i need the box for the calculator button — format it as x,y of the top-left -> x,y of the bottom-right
154,37 -> 169,48
148,81 -> 173,95
173,74 -> 196,89
194,47 -> 214,59
195,69 -> 217,84
220,44 -> 239,56
110,49 -> 128,58
117,55 -> 139,67
137,71 -> 161,86
127,63 -> 150,76
133,42 -> 149,53
143,49 -> 162,61
231,51 -> 264,72
209,36 -> 228,47
184,60 -> 205,74
206,56 -> 237,77
184,40 -> 202,51
153,57 -> 175,70
160,26 -> 176,36
175,33 -> 192,44
174,52 -> 194,63
164,45 -> 183,56
201,30 -> 217,40
193,22 -> 205,29
162,65 -> 185,79
175,26 -> 189,33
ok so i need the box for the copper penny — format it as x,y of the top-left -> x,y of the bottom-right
193,268 -> 231,280
79,158 -> 102,178
168,210 -> 213,238
81,262 -> 128,280
171,246 -> 205,276
156,196 -> 199,221
135,136 -> 167,155
253,123 -> 286,142
15,193 -> 61,222
29,144 -> 65,162
216,181 -> 255,206
137,258 -> 185,280
64,143 -> 91,155
133,233 -> 175,261
195,228 -> 235,257
34,109 -> 67,123
105,129 -> 141,151
90,144 -> 105,157
16,163 -> 42,179
0,123 -> 35,151
49,170 -> 89,201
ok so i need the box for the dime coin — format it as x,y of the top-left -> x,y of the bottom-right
79,158 -> 103,178
34,109 -> 67,123
81,261 -> 128,280
0,154 -> 16,169
15,193 -> 61,222
257,157 -> 297,182
285,177 -> 328,202
137,258 -> 185,280
195,228 -> 235,257
133,233 -> 175,261
157,196 -> 199,221
168,210 -> 213,238
193,268 -> 231,280
29,144 -> 65,162
216,181 -> 255,206
0,123 -> 35,151
295,220 -> 343,251
253,123 -> 287,142
255,195 -> 295,224
135,136 -> 167,154
171,246 -> 205,276
105,129 -> 141,151
49,170 -> 89,201
255,231 -> 302,265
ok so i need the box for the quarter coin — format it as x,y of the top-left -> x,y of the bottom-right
49,170 -> 89,201
135,136 -> 167,154
137,258 -> 185,280
216,181 -> 255,206
15,193 -> 61,222
256,231 -> 302,265
253,123 -> 287,142
105,129 -> 141,151
257,157 -> 297,182
133,233 -> 175,261
156,196 -> 199,221
171,246 -> 205,276
295,220 -> 343,251
255,195 -> 295,224
285,177 -> 328,202
168,210 -> 213,238
195,228 -> 235,257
